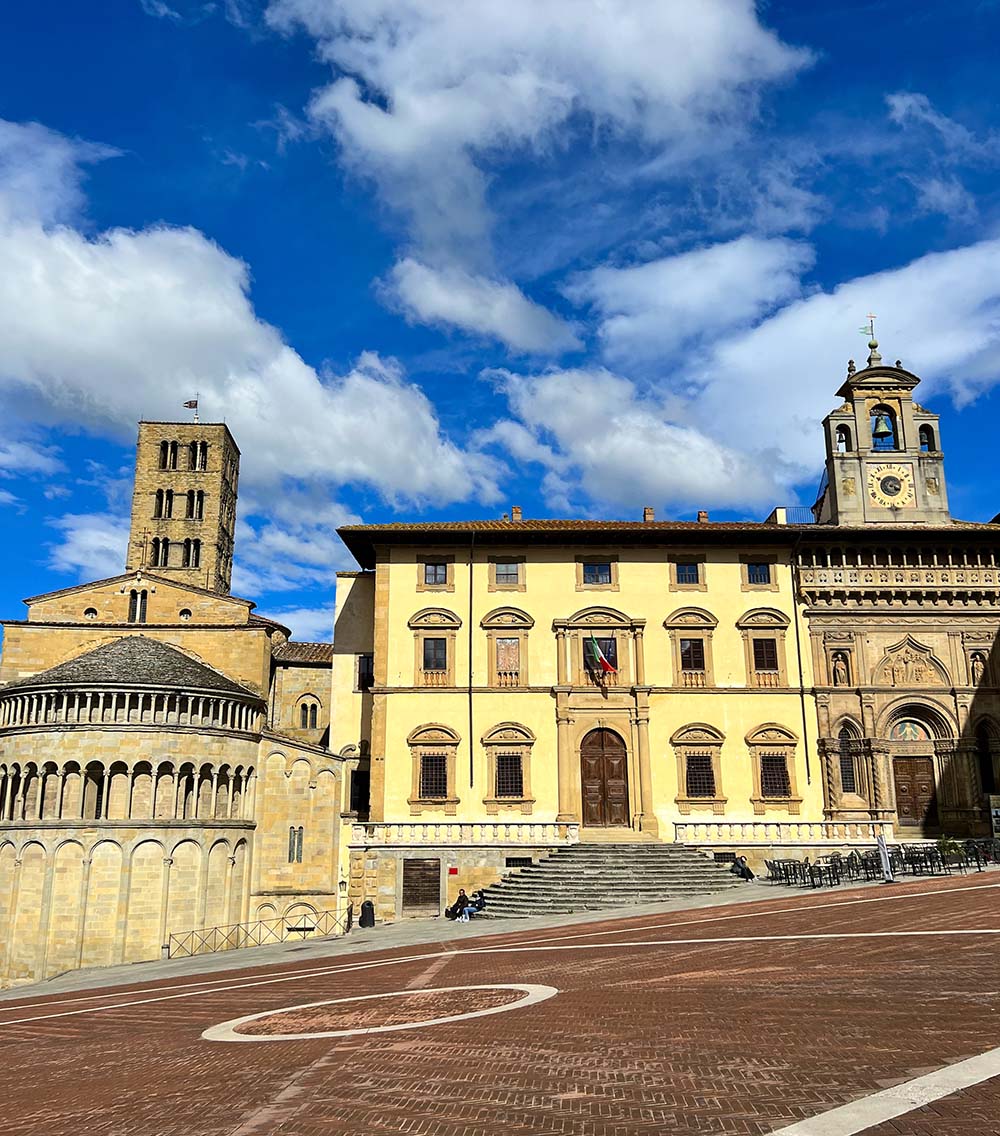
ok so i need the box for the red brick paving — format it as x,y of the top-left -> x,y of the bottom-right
4,875 -> 1000,1135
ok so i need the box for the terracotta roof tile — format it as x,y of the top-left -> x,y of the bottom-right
273,642 -> 334,665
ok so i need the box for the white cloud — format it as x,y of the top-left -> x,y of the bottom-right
0,119 -> 497,511
566,236 -> 814,365
138,0 -> 182,19
387,258 -> 581,354
0,439 -> 64,478
268,0 -> 809,260
46,513 -> 131,581
0,489 -> 18,508
909,175 -> 977,223
886,92 -> 985,157
487,366 -> 784,513
265,603 -> 336,642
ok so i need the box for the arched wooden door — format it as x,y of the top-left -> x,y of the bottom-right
580,728 -> 629,827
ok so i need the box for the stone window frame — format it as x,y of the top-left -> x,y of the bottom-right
481,722 -> 536,815
408,608 -> 462,687
746,723 -> 802,815
407,723 -> 460,815
739,553 -> 780,593
668,554 -> 707,593
481,607 -> 534,688
555,606 -> 641,688
575,554 -> 620,592
356,652 -> 375,693
664,608 -> 718,688
416,553 -> 455,593
488,556 -> 526,593
670,723 -> 727,815
737,608 -> 790,688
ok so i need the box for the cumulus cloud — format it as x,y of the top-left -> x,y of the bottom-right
46,513 -> 131,581
387,258 -> 581,354
566,236 -> 814,365
484,367 -> 785,513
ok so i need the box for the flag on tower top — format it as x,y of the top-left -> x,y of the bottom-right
183,399 -> 198,409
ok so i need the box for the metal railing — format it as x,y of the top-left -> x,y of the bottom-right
167,904 -> 352,959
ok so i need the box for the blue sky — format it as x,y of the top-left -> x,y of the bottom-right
2,0 -> 1000,641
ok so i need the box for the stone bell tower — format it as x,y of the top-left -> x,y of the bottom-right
813,333 -> 950,526
125,420 -> 240,593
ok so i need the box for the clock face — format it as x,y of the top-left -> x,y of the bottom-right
867,463 -> 915,509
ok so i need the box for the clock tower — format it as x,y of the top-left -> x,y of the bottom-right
813,335 -> 950,526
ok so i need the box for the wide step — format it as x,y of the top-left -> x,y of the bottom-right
480,842 -> 743,918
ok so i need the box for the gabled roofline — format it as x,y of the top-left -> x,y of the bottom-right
22,571 -> 256,609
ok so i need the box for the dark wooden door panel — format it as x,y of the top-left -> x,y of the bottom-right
580,729 -> 629,827
402,858 -> 440,913
893,757 -> 938,830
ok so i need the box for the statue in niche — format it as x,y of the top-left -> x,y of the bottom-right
832,652 -> 850,686
971,652 -> 986,686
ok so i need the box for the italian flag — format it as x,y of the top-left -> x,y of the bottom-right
586,633 -> 617,675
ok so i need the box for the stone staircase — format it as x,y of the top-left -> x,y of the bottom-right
480,842 -> 744,918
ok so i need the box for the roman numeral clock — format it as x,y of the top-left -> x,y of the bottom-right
867,463 -> 916,510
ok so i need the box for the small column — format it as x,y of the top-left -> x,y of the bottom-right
632,625 -> 646,687
158,857 -> 173,951
222,855 -> 236,925
555,629 -> 568,686
33,773 -> 44,822
209,771 -> 220,819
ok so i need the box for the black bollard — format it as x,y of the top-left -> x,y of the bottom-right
359,899 -> 376,928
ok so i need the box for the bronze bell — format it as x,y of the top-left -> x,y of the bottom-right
872,412 -> 893,439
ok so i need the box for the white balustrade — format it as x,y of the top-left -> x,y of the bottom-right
351,821 -> 580,847
673,820 -> 895,844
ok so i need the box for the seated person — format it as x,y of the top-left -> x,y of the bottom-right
445,889 -> 469,920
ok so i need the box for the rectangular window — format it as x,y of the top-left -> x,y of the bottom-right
495,637 -> 520,685
422,637 -> 447,672
839,753 -> 857,795
423,562 -> 448,585
287,826 -> 303,863
676,560 -> 700,586
494,561 -> 520,586
679,638 -> 706,671
582,562 -> 613,585
760,754 -> 791,797
685,754 -> 716,798
753,638 -> 779,672
583,636 -> 617,672
495,753 -> 524,798
747,562 -> 772,586
419,753 -> 448,799
358,653 -> 374,691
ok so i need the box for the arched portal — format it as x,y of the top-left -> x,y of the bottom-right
884,705 -> 946,833
579,728 -> 629,827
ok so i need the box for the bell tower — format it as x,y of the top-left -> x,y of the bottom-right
813,333 -> 950,526
125,420 -> 240,593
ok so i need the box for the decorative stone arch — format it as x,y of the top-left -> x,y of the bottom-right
670,723 -> 726,814
878,698 -> 956,742
295,691 -> 323,730
409,608 -> 462,687
554,606 -> 645,686
406,724 -> 461,816
737,608 -> 791,688
481,722 -> 536,815
664,608 -> 719,688
482,607 -> 534,688
745,723 -> 802,814
873,636 -> 950,689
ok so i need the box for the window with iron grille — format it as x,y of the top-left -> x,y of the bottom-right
747,562 -> 772,585
676,560 -> 700,585
506,856 -> 533,868
760,753 -> 791,797
495,753 -> 524,798
419,753 -> 448,798
839,753 -> 857,794
680,638 -> 706,671
753,638 -> 779,671
582,561 -> 612,585
423,561 -> 448,585
358,653 -> 374,691
685,753 -> 716,797
494,561 -> 520,585
423,637 -> 447,671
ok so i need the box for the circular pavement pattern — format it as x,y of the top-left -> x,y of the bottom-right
201,982 -> 560,1043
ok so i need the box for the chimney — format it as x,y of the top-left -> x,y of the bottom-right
510,505 -> 523,522
643,507 -> 655,523
697,510 -> 709,523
